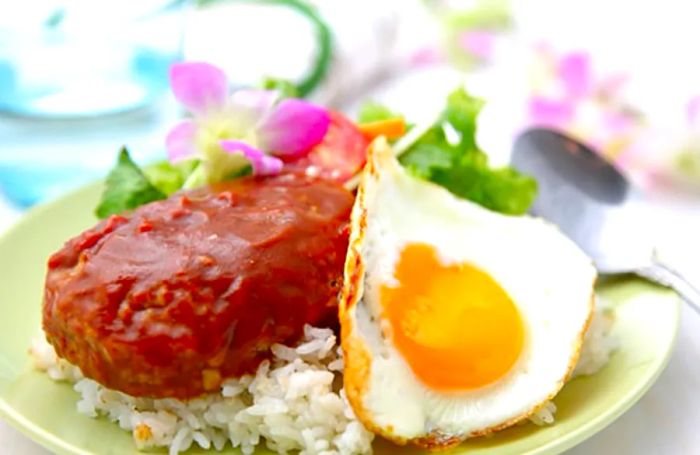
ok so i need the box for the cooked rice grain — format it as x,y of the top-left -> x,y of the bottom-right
573,298 -> 618,378
31,326 -> 373,455
30,303 -> 616,454
530,298 -> 618,426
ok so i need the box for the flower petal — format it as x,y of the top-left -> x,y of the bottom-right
528,97 -> 575,129
459,30 -> 495,60
601,111 -> 636,135
227,89 -> 279,133
170,62 -> 228,115
258,99 -> 330,157
598,73 -> 628,98
558,52 -> 592,99
220,140 -> 283,176
409,46 -> 443,68
687,95 -> 700,128
165,121 -> 198,162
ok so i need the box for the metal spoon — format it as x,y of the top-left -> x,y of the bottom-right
511,128 -> 700,313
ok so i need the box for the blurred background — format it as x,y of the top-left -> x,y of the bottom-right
2,0 -> 700,216
1,1 -> 700,453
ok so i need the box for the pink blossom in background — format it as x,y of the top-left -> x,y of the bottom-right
528,97 -> 575,129
557,52 -> 592,99
523,48 -> 650,183
685,95 -> 700,128
409,46 -> 444,68
459,30 -> 496,60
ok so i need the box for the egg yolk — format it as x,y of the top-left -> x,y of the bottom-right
380,243 -> 524,391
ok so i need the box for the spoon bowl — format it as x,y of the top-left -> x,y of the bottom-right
511,128 -> 700,311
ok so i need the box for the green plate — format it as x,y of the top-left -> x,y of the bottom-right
0,184 -> 681,455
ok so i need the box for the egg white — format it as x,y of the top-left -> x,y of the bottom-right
340,139 -> 596,448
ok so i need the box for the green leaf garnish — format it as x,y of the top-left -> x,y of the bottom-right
399,88 -> 537,215
95,148 -> 167,219
262,77 -> 300,99
443,88 -> 484,151
357,101 -> 404,124
143,159 -> 200,196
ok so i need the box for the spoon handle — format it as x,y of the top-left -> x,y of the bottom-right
636,259 -> 700,315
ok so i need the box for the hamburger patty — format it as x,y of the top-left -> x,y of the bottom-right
43,173 -> 353,398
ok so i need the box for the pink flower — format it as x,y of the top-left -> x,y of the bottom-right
459,30 -> 496,60
165,62 -> 330,183
557,52 -> 592,100
686,95 -> 700,129
528,97 -> 575,129
525,51 -> 594,129
524,48 -> 643,164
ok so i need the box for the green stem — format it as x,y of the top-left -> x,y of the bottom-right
196,0 -> 333,97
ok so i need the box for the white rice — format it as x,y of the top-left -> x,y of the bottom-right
31,326 -> 373,455
529,298 -> 618,426
572,298 -> 618,378
30,302 -> 616,454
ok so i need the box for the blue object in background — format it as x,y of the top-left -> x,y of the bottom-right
0,0 -> 184,118
0,0 -> 185,208
0,100 -> 179,209
0,163 -> 95,208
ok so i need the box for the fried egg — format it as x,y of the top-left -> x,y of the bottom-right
340,138 -> 596,450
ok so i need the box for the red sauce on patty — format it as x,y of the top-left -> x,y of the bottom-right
43,173 -> 353,398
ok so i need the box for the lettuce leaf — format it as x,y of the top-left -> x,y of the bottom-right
399,88 -> 537,215
95,149 -> 166,219
143,159 -> 200,196
357,101 -> 404,124
95,150 -> 247,218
